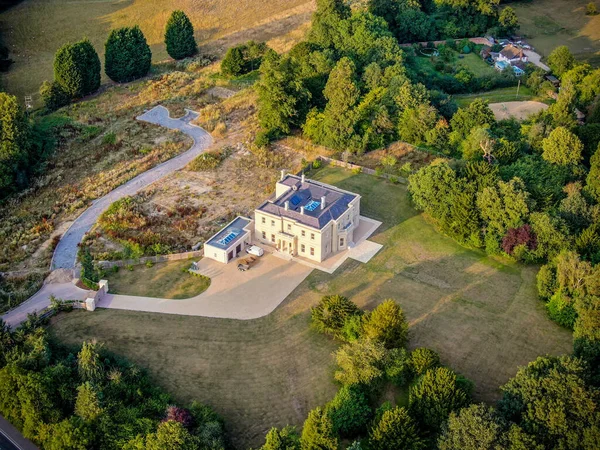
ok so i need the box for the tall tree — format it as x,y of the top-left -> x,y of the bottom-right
362,299 -> 409,349
0,93 -> 30,195
53,39 -> 101,98
409,367 -> 471,433
261,426 -> 301,450
438,404 -> 506,450
541,127 -> 584,165
547,46 -> 576,77
309,0 -> 350,49
255,50 -> 310,139
300,407 -> 339,450
165,10 -> 197,60
369,406 -> 425,450
322,57 -> 360,150
586,144 -> 600,201
105,26 -> 152,83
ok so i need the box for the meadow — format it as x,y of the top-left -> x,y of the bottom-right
0,0 -> 314,100
512,0 -> 600,65
50,165 -> 572,449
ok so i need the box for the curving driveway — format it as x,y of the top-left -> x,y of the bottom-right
52,106 -> 212,269
2,106 -> 212,328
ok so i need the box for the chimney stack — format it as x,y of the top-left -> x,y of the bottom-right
280,169 -> 286,181
321,196 -> 326,210
284,201 -> 289,210
300,206 -> 305,215
301,173 -> 305,183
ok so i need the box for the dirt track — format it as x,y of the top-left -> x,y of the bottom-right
489,101 -> 549,121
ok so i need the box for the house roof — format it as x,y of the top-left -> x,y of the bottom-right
256,175 -> 358,229
205,216 -> 252,250
500,45 -> 524,60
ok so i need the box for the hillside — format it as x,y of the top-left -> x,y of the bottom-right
0,0 -> 314,100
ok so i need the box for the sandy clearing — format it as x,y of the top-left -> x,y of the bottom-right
489,101 -> 549,121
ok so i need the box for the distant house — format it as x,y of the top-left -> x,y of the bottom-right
497,45 -> 528,65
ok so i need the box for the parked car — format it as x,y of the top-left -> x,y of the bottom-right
246,245 -> 264,257
238,256 -> 258,271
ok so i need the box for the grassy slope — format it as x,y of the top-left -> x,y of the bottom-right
50,166 -> 572,449
457,53 -> 496,77
0,0 -> 313,100
105,260 -> 211,299
512,0 -> 600,65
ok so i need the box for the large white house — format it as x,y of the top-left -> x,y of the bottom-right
253,172 -> 361,262
497,44 -> 528,65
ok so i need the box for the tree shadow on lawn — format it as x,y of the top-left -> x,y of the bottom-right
295,223 -> 573,403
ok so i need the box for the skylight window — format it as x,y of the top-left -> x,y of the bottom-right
305,200 -> 320,212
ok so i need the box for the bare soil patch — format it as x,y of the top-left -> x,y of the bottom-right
489,101 -> 549,121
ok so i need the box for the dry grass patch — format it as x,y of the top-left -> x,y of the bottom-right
105,260 -> 210,299
512,0 -> 600,63
0,0 -> 314,100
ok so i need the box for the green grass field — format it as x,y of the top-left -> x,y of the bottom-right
105,259 -> 210,299
454,85 -> 538,107
50,166 -> 572,448
512,0 -> 600,65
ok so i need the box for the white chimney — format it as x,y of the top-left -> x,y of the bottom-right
300,206 -> 305,215
321,196 -> 326,210
301,173 -> 305,183
280,169 -> 286,181
284,201 -> 289,210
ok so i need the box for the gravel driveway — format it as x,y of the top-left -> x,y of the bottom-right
51,106 -> 212,269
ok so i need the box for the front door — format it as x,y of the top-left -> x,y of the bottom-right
282,241 -> 288,252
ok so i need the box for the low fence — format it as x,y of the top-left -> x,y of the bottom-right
98,249 -> 204,269
318,156 -> 408,184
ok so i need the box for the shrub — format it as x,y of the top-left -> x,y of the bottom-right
325,385 -> 372,437
145,260 -> 154,268
53,39 -> 101,99
164,10 -> 197,60
362,300 -> 409,349
221,41 -> 267,77
335,339 -> 387,386
189,152 -> 222,171
410,348 -> 441,377
102,132 -> 117,146
105,26 -> 152,83
352,166 -> 362,175
501,224 -> 538,256
311,294 -> 362,340
536,263 -> 557,300
126,265 -> 134,271
385,348 -> 412,386
40,81 -> 70,112
546,292 -> 577,329
312,159 -> 322,169
164,405 -> 193,428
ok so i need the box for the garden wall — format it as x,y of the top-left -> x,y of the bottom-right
98,250 -> 204,269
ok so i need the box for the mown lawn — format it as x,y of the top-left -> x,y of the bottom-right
457,53 -> 495,77
512,0 -> 600,64
105,259 -> 210,299
454,85 -> 538,107
50,166 -> 572,449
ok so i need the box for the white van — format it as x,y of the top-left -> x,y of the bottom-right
246,245 -> 264,257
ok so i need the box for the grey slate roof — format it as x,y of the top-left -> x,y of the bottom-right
205,216 -> 251,250
256,175 -> 358,229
